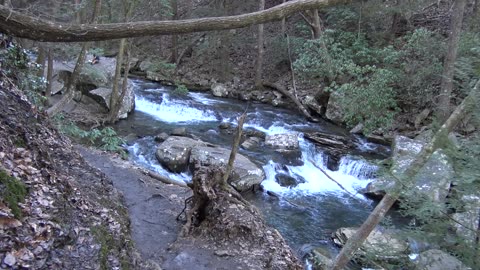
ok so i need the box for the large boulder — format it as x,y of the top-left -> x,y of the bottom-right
413,249 -> 470,270
211,83 -> 229,97
86,80 -> 135,119
364,135 -> 454,203
155,136 -> 207,173
325,91 -> 345,124
190,145 -> 265,192
332,227 -> 408,262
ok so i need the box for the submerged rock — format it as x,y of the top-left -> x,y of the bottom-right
364,135 -> 454,203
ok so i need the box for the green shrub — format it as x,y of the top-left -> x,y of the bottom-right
173,83 -> 189,95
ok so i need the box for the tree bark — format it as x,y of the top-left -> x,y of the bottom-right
281,0 -> 287,36
46,0 -> 102,116
45,47 -> 53,99
255,0 -> 265,89
0,0 -> 352,42
311,9 -> 321,39
437,0 -> 467,123
331,79 -> 480,270
109,38 -> 126,122
35,44 -> 46,77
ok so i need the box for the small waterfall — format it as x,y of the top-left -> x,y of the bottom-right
135,94 -> 217,122
338,157 -> 377,179
261,138 -> 377,196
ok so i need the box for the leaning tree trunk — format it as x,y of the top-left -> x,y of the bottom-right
331,79 -> 480,270
255,0 -> 265,88
108,38 -> 127,122
437,0 -> 466,123
45,47 -> 53,99
35,44 -> 46,77
46,0 -> 102,116
311,9 -> 321,39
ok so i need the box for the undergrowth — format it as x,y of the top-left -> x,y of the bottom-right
53,114 -> 127,157
0,169 -> 27,219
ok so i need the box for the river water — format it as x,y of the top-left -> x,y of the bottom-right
114,79 -> 391,257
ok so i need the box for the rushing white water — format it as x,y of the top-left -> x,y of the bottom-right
261,138 -> 376,196
135,94 -> 218,123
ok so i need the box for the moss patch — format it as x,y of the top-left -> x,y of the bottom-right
0,169 -> 27,218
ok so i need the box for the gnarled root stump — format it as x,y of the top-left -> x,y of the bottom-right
180,165 -> 303,269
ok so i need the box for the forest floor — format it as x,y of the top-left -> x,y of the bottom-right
76,146 -> 260,270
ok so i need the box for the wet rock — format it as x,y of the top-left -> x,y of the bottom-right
241,137 -> 262,150
190,145 -> 264,192
124,133 -> 138,145
154,132 -> 169,143
218,122 -> 232,130
333,227 -> 408,262
155,136 -> 206,173
271,149 -> 303,167
275,173 -> 305,188
265,133 -> 299,150
171,127 -> 187,137
211,83 -> 228,97
325,91 -> 345,124
364,135 -> 454,203
413,249 -> 469,270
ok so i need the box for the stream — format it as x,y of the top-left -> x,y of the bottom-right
114,79 -> 391,258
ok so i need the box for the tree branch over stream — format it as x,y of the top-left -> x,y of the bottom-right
0,0 -> 352,42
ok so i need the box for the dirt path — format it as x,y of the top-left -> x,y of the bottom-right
76,146 -> 251,269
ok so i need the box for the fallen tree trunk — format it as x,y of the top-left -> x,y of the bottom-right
142,169 -> 189,188
262,81 -> 318,122
0,0 -> 352,42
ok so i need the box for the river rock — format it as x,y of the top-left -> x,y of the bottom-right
275,173 -> 305,188
325,91 -> 345,124
364,135 -> 454,203
271,149 -> 303,167
241,137 -> 262,150
154,132 -> 169,143
413,249 -> 470,270
211,83 -> 228,97
190,145 -> 264,192
155,136 -> 207,173
265,133 -> 299,150
86,80 -> 135,119
451,195 -> 480,243
332,227 -> 408,261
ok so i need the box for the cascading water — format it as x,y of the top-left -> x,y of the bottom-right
114,79 -> 390,252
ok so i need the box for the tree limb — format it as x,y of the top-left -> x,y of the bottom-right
0,0 -> 352,42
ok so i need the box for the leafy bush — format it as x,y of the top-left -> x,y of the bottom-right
146,59 -> 176,75
173,82 -> 189,95
54,115 -> 126,155
0,46 -> 47,107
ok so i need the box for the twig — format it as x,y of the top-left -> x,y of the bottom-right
222,112 -> 247,187
177,196 -> 193,221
